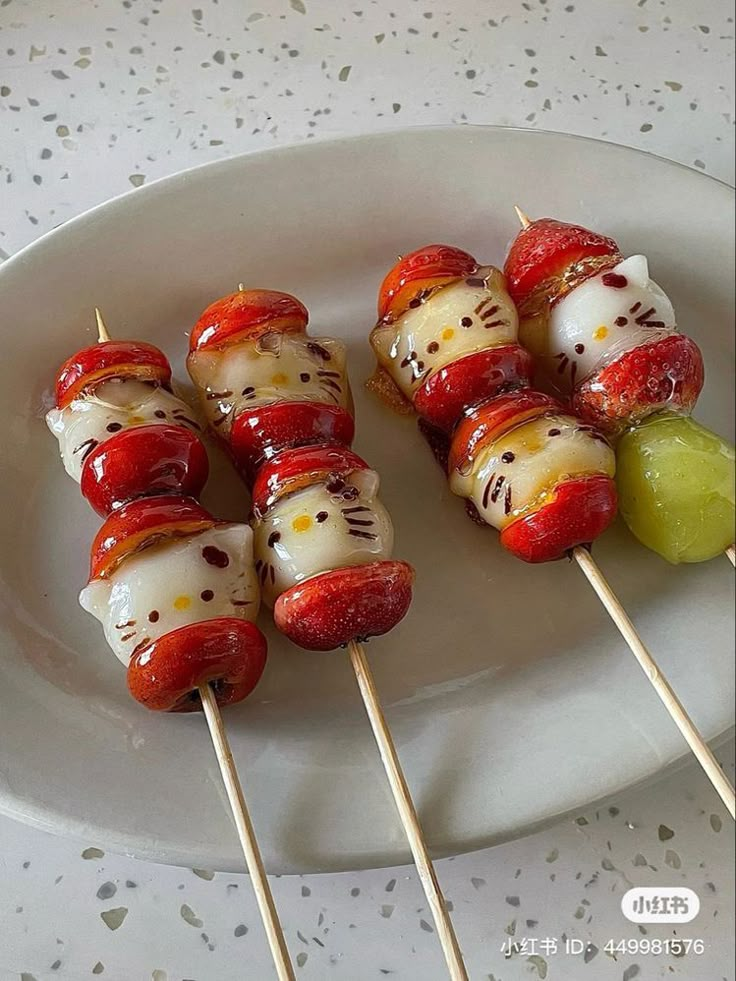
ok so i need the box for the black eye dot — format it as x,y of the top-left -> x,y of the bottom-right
200,589 -> 214,602
548,428 -> 561,437
460,316 -> 473,327
615,316 -> 628,327
154,409 -> 166,419
267,531 -> 281,547
316,511 -> 329,523
106,422 -> 123,432
426,341 -> 439,354
148,610 -> 159,623
299,372 -> 311,383
501,451 -> 515,463
574,343 -> 585,354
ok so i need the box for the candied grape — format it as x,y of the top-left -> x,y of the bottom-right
617,412 -> 735,564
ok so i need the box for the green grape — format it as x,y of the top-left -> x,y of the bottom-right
616,412 -> 735,564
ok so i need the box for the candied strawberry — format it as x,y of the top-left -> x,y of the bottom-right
190,289 -> 308,351
573,334 -> 704,436
377,244 -> 478,321
89,495 -> 216,579
274,560 -> 414,650
55,341 -> 171,408
413,345 -> 534,433
251,444 -> 370,513
499,475 -> 618,562
230,401 -> 355,482
504,218 -> 621,309
127,618 -> 267,712
81,424 -> 210,516
448,390 -> 561,478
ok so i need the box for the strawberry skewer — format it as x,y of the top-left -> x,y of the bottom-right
369,243 -> 735,819
48,311 -> 295,981
187,288 -> 468,981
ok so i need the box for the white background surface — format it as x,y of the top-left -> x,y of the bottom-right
0,1 -> 734,979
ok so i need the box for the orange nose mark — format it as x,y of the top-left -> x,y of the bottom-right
593,325 -> 609,341
173,595 -> 191,611
292,515 -> 313,533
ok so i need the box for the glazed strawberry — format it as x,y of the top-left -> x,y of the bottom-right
499,475 -> 618,563
251,444 -> 370,513
81,425 -> 209,516
190,289 -> 308,351
413,345 -> 534,433
572,334 -> 704,436
448,390 -> 561,477
274,560 -> 414,651
127,618 -> 267,711
55,340 -> 172,408
230,401 -> 355,481
504,218 -> 621,310
377,244 -> 477,321
89,494 -> 216,579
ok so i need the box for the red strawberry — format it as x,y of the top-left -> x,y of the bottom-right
230,401 -> 355,483
55,341 -> 172,408
448,390 -> 561,478
127,618 -> 267,712
377,244 -> 478,321
189,289 -> 308,352
504,218 -> 621,310
413,345 -> 534,433
89,495 -> 216,580
251,444 -> 370,514
274,560 -> 414,650
500,475 -> 617,562
81,424 -> 210,516
573,334 -> 704,436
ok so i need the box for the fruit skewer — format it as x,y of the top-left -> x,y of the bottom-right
368,243 -> 735,818
187,287 -> 468,981
47,311 -> 295,981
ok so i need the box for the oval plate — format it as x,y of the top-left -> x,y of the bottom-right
0,127 -> 733,873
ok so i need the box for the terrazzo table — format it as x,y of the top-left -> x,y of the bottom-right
1,1 -> 734,979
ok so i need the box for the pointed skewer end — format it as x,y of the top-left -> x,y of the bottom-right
514,205 -> 532,229
95,307 -> 111,343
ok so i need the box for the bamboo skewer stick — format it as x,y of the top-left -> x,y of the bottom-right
348,640 -> 468,981
573,547 -> 734,818
726,545 -> 735,567
199,685 -> 295,981
509,210 -> 735,816
95,309 -> 296,981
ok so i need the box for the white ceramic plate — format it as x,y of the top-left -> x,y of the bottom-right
0,127 -> 733,873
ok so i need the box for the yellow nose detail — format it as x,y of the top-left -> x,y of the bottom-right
174,595 -> 191,610
128,415 -> 146,424
271,372 -> 289,385
593,325 -> 609,341
292,515 -> 313,533
441,327 -> 455,341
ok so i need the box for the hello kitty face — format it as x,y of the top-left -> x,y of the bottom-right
46,378 -> 202,482
252,468 -> 394,606
449,413 -> 615,531
545,255 -> 677,393
370,266 -> 519,400
79,524 -> 260,665
188,332 -> 352,436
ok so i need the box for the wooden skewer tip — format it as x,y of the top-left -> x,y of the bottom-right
514,205 -> 532,229
726,544 -> 735,567
238,282 -> 245,292
95,307 -> 111,343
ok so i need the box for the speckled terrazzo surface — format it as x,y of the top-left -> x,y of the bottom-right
1,1 -> 734,979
